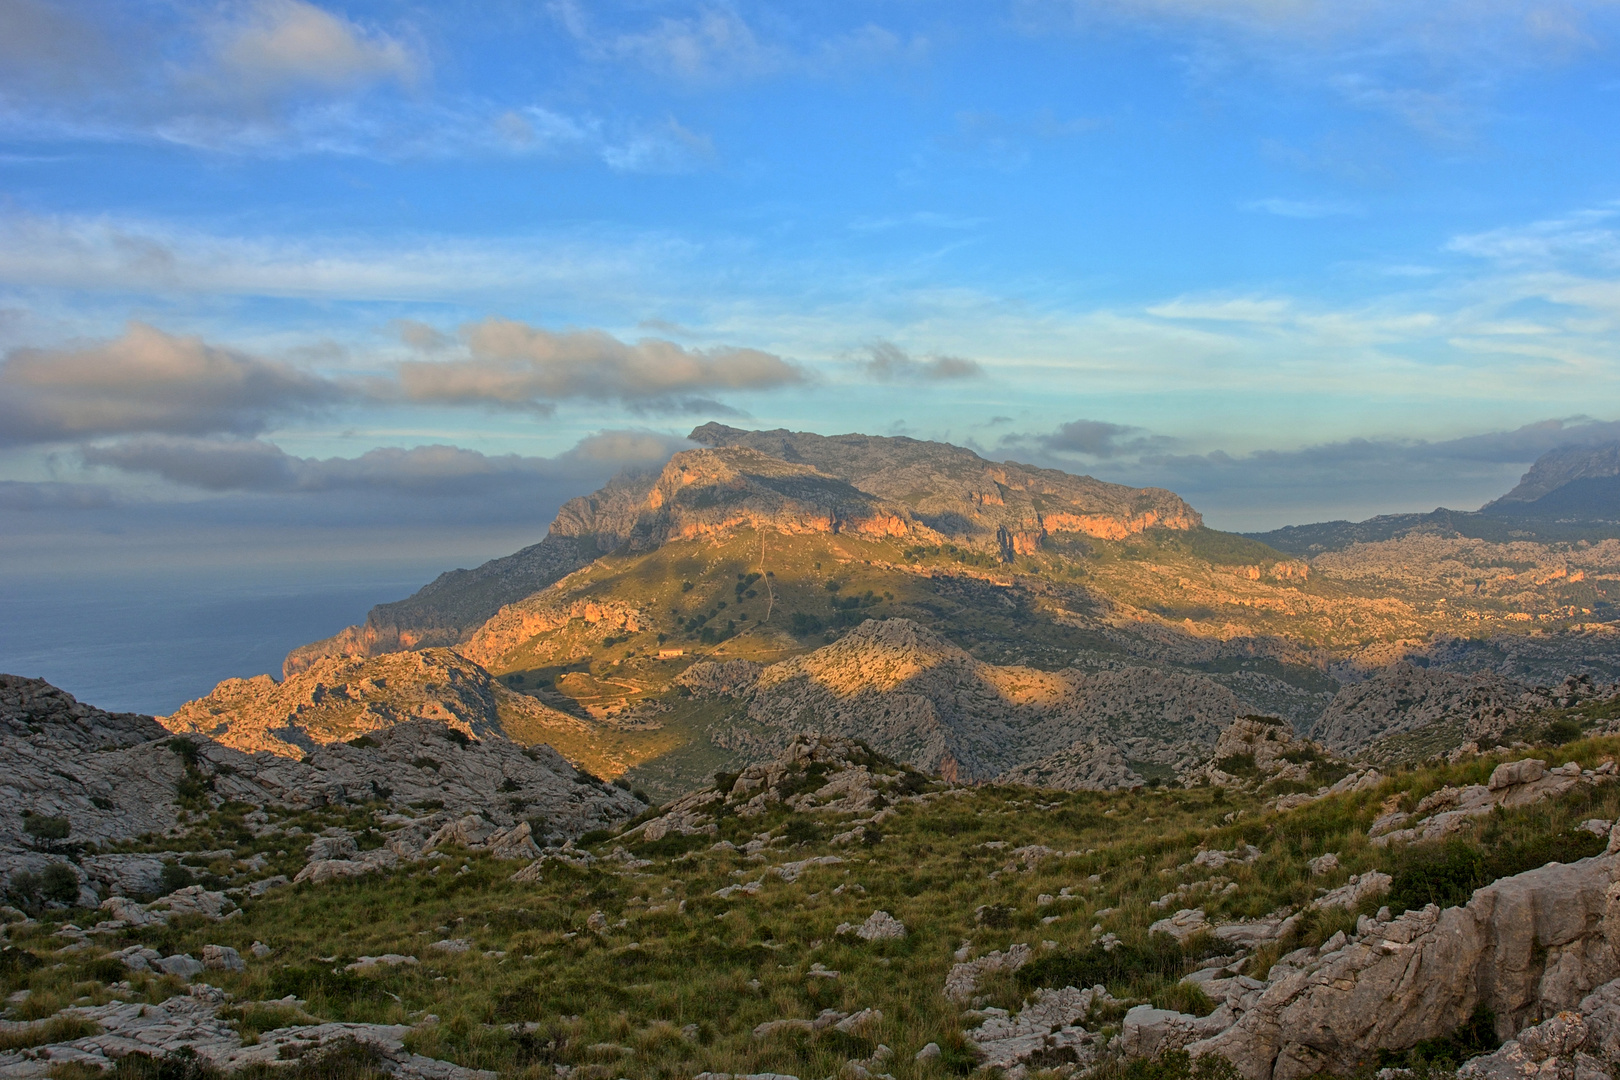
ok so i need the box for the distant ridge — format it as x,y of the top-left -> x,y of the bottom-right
1250,441 -> 1620,555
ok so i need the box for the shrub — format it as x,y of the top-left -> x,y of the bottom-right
166,738 -> 200,767
789,612 -> 825,636
441,728 -> 471,749
577,829 -> 613,846
160,863 -> 196,894
1544,719 -> 1583,746
499,778 -> 521,793
40,862 -> 79,904
410,757 -> 440,772
23,815 -> 70,843
111,1047 -> 219,1080
781,817 -> 823,845
1151,982 -> 1217,1017
346,736 -> 378,749
1091,1050 -> 1242,1080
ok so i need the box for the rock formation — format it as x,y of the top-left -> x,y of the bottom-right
164,648 -> 588,759
0,674 -> 640,907
719,618 -> 1240,786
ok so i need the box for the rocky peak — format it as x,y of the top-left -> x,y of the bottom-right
1489,442 -> 1620,506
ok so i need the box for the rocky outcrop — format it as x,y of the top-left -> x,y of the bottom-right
730,619 -> 1240,785
674,659 -> 765,698
689,423 -> 1201,545
0,675 -> 640,904
1176,841 -> 1620,1079
0,986 -> 494,1080
623,734 -> 917,844
995,740 -> 1143,791
164,648 -> 589,759
461,599 -> 648,670
1368,757 -> 1609,846
1311,663 -> 1529,756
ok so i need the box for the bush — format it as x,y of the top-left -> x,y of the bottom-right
1544,719 -> 1583,745
1093,1051 -> 1243,1080
577,829 -> 613,846
789,612 -> 825,636
160,863 -> 196,894
40,862 -> 79,904
166,738 -> 200,767
346,735 -> 378,749
781,817 -> 823,845
1151,982 -> 1217,1017
23,815 -> 70,842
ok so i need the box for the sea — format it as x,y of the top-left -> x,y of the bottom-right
0,564 -> 447,716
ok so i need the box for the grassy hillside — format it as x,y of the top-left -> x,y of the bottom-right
9,734 -> 1619,1080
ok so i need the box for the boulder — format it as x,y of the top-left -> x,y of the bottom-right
153,953 -> 204,978
201,945 -> 244,972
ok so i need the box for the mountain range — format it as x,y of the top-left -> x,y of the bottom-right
161,429 -> 1620,799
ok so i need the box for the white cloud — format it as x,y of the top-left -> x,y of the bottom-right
395,318 -> 806,411
550,1 -> 927,84
853,340 -> 981,382
0,322 -> 347,446
1243,197 -> 1360,218
199,0 -> 421,103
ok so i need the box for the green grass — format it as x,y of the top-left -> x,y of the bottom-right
10,737 -> 1620,1078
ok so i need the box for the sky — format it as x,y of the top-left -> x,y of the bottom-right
6,0 -> 1620,588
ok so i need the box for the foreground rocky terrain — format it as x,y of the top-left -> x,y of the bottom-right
13,673 -> 1620,1080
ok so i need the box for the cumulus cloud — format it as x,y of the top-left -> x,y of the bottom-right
395,319 -> 805,411
79,430 -> 690,496
0,322 -> 347,446
199,0 -> 420,103
855,341 -> 982,382
1003,418 -> 1176,459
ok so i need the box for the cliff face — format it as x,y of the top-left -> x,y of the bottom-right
689,422 -> 1201,549
286,427 -> 1201,674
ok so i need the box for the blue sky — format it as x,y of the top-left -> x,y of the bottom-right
5,0 -> 1620,568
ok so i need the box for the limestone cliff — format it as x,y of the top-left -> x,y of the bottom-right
286,426 -> 1201,673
